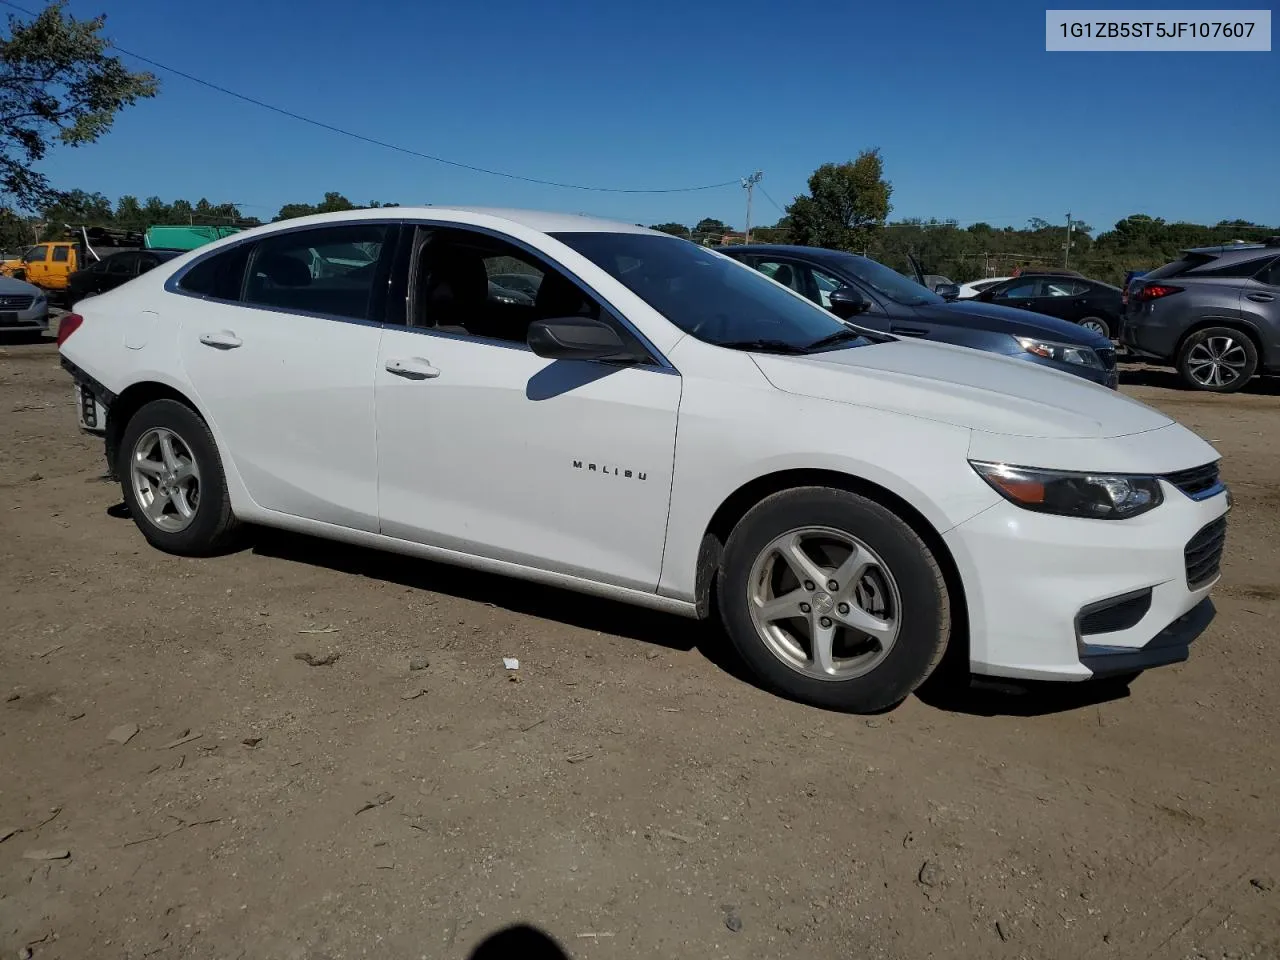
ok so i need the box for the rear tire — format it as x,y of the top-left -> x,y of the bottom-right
117,399 -> 240,556
1078,316 -> 1111,338
717,487 -> 950,712
1177,327 -> 1257,393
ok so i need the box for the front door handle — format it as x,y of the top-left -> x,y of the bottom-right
385,357 -> 440,380
198,330 -> 242,349
1247,293 -> 1275,302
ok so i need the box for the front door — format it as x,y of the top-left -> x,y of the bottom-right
375,225 -> 680,592
175,222 -> 396,532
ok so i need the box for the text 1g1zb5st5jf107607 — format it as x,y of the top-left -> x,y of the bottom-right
1045,9 -> 1272,51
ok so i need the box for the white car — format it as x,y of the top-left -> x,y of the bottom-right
57,208 -> 1229,712
956,277 -> 1013,299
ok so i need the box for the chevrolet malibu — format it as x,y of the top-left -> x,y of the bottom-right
57,208 -> 1229,712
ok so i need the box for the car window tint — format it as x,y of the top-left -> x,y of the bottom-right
553,232 -> 874,351
412,226 -> 605,346
1257,257 -> 1280,287
1199,256 -> 1273,278
177,243 -> 253,300
996,280 -> 1039,299
24,246 -> 47,262
90,259 -> 110,273
245,224 -> 389,321
809,266 -> 843,307
755,260 -> 806,295
51,245 -> 71,263
138,256 -> 159,274
108,255 -> 133,276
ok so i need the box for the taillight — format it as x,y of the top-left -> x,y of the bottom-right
56,312 -> 84,346
1134,284 -> 1183,303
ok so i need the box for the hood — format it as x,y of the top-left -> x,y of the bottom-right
920,300 -> 1110,348
0,275 -> 41,296
752,337 -> 1171,440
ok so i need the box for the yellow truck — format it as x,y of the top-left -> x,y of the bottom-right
0,240 -> 82,292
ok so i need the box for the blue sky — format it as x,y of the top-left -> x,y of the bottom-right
30,0 -> 1280,233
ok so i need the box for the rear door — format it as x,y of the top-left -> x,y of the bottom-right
1241,256 -> 1280,364
987,277 -> 1041,312
175,222 -> 396,532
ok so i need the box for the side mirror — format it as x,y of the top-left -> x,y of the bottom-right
527,316 -> 641,362
828,286 -> 872,320
935,283 -> 960,301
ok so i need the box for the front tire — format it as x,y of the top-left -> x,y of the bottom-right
117,399 -> 240,555
718,487 -> 950,712
1177,327 -> 1258,393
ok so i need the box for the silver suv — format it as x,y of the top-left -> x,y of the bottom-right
1121,239 -> 1280,392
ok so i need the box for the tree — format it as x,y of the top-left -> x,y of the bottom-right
0,2 -> 158,212
274,193 -> 398,221
693,217 -> 728,238
649,222 -> 689,237
786,149 -> 892,253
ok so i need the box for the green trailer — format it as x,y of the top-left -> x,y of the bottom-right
144,224 -> 243,251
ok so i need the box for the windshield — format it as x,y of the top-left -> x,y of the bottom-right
833,252 -> 942,307
551,232 -> 876,352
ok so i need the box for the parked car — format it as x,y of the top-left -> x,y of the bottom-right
489,272 -> 541,299
2,240 -> 82,294
58,208 -> 1227,712
0,274 -> 49,335
67,249 -> 183,302
921,273 -> 956,294
1121,239 -> 1280,392
970,273 -> 1123,339
956,277 -> 1012,299
722,245 -> 1117,388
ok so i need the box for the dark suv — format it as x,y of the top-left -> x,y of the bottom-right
1122,239 -> 1280,392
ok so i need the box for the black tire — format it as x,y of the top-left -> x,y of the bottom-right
1176,326 -> 1258,393
117,398 -> 240,556
717,487 -> 950,712
1078,316 -> 1111,339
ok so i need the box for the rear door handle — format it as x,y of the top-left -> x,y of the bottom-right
198,330 -> 242,349
385,357 -> 440,380
891,326 -> 930,337
1247,293 -> 1275,302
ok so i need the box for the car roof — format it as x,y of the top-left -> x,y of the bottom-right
234,206 -> 664,237
1183,240 -> 1279,257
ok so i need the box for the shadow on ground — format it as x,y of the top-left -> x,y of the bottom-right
106,507 -> 1140,721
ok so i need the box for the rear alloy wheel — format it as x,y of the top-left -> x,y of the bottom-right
118,399 -> 240,555
1177,327 -> 1258,393
1078,316 -> 1111,338
718,487 -> 950,712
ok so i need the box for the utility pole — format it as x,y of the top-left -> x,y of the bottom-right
1064,211 -> 1073,268
741,171 -> 762,244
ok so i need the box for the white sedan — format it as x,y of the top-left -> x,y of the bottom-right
57,208 -> 1228,712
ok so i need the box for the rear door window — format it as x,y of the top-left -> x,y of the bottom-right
244,224 -> 390,321
177,243 -> 254,301
52,245 -> 71,263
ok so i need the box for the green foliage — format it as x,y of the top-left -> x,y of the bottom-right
273,192 -> 398,221
0,1 -> 158,212
648,222 -> 689,237
786,150 -> 892,253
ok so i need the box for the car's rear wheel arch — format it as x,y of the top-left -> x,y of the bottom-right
1176,318 -> 1266,367
106,382 -> 208,480
696,469 -> 969,671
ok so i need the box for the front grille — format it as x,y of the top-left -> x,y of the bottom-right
1185,517 -> 1227,590
0,294 -> 34,310
1078,590 -> 1153,636
1097,346 -> 1116,370
1164,461 -> 1221,500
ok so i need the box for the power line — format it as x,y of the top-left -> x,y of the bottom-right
0,0 -> 740,195
758,185 -> 787,216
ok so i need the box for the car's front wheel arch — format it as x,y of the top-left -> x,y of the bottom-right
696,468 -> 970,679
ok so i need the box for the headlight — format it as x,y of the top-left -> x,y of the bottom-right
970,461 -> 1163,520
1015,336 -> 1102,369
33,293 -> 46,303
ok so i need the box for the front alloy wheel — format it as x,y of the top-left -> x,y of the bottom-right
747,527 -> 901,680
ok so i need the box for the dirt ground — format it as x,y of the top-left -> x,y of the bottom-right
2,332 -> 1278,960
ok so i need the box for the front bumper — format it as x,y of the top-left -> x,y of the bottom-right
944,483 -> 1229,681
0,303 -> 49,330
